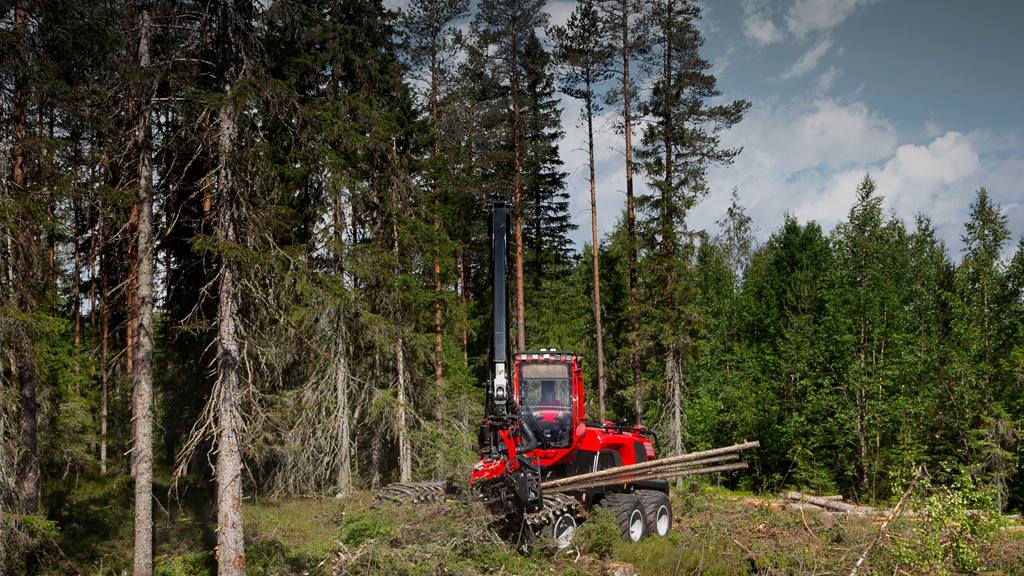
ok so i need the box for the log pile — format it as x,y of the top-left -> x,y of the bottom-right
765,491 -> 1023,530
541,441 -> 760,493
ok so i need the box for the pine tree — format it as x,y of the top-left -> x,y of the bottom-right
635,0 -> 748,456
472,0 -> 548,351
550,0 -> 612,417
599,0 -> 647,420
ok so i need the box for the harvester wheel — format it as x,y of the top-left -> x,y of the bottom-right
637,490 -> 672,538
371,480 -> 458,509
550,512 -> 577,550
598,493 -> 647,542
524,493 -> 579,549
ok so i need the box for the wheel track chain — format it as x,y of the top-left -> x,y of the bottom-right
372,480 -> 450,508
524,493 -> 579,530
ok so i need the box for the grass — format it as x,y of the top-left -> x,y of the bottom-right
26,479 -> 1024,575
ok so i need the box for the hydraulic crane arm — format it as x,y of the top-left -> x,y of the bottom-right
489,201 -> 511,417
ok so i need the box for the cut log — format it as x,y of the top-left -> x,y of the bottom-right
541,441 -> 759,490
547,462 -> 749,493
557,453 -> 739,488
786,491 -> 882,515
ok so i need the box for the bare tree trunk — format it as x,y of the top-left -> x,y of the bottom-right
458,249 -> 468,364
585,85 -> 607,421
620,0 -> 641,424
667,345 -> 682,456
396,339 -> 412,482
89,212 -> 97,336
430,57 -> 445,420
370,427 -> 382,489
215,96 -> 245,576
132,9 -> 155,575
72,193 -> 81,364
334,324 -> 351,495
511,35 -> 526,353
332,189 -> 352,496
99,209 -> 109,476
12,0 -> 40,516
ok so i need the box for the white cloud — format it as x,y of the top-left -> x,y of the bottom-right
780,37 -> 834,79
726,98 -> 898,173
785,0 -> 880,38
742,0 -> 878,45
742,0 -> 785,45
816,66 -> 841,92
795,131 -> 981,228
564,96 -> 901,247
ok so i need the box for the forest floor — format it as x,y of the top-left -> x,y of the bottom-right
30,478 -> 1024,576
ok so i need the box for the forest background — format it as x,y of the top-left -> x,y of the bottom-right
1,0 -> 1022,573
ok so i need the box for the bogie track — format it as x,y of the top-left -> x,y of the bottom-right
371,480 -> 459,508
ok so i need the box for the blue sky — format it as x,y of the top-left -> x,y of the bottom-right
390,0 -> 1024,258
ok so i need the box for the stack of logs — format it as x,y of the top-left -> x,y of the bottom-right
541,441 -> 760,493
775,491 -> 1023,528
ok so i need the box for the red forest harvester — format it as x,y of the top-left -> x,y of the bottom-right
374,202 -> 758,546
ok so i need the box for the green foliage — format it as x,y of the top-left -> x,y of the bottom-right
154,552 -> 215,576
891,473 -> 1008,574
341,509 -> 398,547
575,506 -> 620,558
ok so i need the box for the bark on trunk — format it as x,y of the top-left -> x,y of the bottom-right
458,249 -> 468,364
15,339 -> 38,514
511,34 -> 526,352
333,188 -> 352,496
430,56 -> 445,419
12,0 -> 40,515
215,97 -> 245,576
72,193 -> 81,359
334,324 -> 352,495
396,339 -> 412,482
620,0 -> 641,423
585,83 -> 607,421
100,209 -> 109,476
132,9 -> 155,575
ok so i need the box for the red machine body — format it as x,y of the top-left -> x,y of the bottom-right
470,350 -> 656,489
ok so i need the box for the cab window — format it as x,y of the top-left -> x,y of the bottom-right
519,363 -> 571,408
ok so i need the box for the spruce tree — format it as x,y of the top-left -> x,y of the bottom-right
400,0 -> 470,407
520,31 -> 574,293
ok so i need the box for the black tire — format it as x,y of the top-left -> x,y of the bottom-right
598,492 -> 648,542
637,490 -> 672,538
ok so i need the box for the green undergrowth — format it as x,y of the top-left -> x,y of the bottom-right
27,481 -> 1024,575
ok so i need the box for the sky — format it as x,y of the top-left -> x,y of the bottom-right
389,0 -> 1024,258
